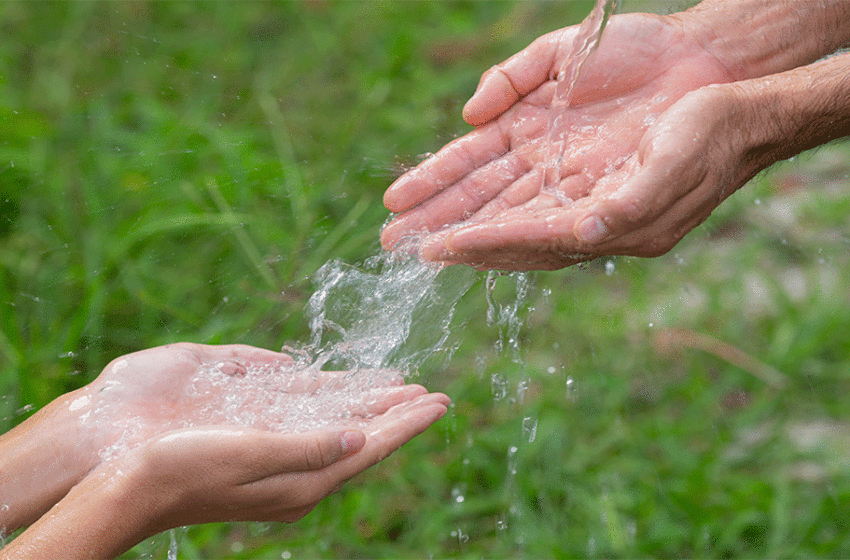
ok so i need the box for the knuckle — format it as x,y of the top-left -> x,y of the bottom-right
614,197 -> 649,226
301,436 -> 330,471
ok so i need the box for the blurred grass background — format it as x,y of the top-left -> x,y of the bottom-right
2,1 -> 849,558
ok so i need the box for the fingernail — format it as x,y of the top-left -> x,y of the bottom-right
577,215 -> 608,244
340,431 -> 366,455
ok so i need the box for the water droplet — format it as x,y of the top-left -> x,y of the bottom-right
522,416 -> 538,443
14,404 -> 33,417
491,373 -> 508,401
516,378 -> 530,403
566,376 -> 577,401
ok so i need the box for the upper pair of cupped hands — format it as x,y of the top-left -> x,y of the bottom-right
382,12 -> 771,270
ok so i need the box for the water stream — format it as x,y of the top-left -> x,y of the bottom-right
40,1 -> 617,555
129,0 -> 617,554
70,0 -> 619,467
542,0 -> 620,194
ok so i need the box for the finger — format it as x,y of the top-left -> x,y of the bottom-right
382,153 -> 532,251
235,429 -> 367,484
335,368 -> 406,388
463,27 -> 577,126
327,393 -> 450,482
421,205 -> 578,260
596,170 -> 727,258
348,384 -> 429,417
207,344 -> 295,368
468,250 -> 585,271
228,429 -> 368,514
430,244 -> 585,271
464,167 -> 546,222
383,121 -> 509,213
416,168 -> 593,264
309,368 -> 406,393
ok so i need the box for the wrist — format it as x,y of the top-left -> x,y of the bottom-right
717,52 -> 850,173
0,457 -> 164,560
0,389 -> 101,531
681,0 -> 850,81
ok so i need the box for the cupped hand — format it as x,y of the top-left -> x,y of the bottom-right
118,390 -> 450,532
381,13 -> 737,270
3,392 -> 449,560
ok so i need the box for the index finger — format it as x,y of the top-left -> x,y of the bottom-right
383,121 -> 509,213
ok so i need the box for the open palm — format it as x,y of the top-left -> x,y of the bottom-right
81,343 -> 426,458
382,13 -> 735,270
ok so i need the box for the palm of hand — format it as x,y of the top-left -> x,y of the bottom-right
82,343 -> 414,458
382,14 -> 734,269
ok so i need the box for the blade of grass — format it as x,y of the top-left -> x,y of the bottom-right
204,177 -> 279,293
654,328 -> 789,389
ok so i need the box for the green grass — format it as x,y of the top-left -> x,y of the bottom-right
2,1 -> 850,558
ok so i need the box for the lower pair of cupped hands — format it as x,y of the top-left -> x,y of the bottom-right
0,343 -> 448,560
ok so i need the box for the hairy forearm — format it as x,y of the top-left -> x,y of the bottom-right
683,0 -> 850,81
0,390 -> 98,532
724,51 -> 850,174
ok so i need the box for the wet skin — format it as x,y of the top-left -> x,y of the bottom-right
381,13 -> 736,270
0,343 -> 449,539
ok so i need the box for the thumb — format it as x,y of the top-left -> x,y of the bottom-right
572,149 -> 711,249
463,28 -> 569,126
296,430 -> 367,472
572,168 -> 669,246
248,429 -> 367,476
462,67 -> 522,126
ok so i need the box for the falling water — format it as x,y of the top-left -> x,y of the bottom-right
86,240 -> 538,470
68,0 -> 614,471
298,247 -> 477,374
542,0 -> 620,193
58,2 -> 621,555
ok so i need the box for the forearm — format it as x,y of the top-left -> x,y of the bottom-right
723,51 -> 850,174
0,464 -> 160,560
0,390 -> 98,532
683,0 -> 850,81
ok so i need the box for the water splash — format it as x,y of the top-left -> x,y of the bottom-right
297,249 -> 477,374
542,0 -> 621,193
88,247 -> 485,461
485,270 -> 533,363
